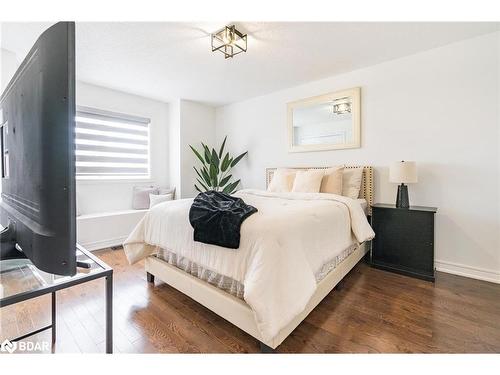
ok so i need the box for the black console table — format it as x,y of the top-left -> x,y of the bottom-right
0,244 -> 113,353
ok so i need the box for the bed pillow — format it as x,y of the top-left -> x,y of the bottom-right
132,186 -> 159,209
268,169 -> 296,192
320,166 -> 344,195
342,167 -> 363,199
292,169 -> 325,193
149,193 -> 174,208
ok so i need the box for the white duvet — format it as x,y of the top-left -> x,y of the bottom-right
123,189 -> 375,342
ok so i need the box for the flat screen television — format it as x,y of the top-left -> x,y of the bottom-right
0,22 -> 77,276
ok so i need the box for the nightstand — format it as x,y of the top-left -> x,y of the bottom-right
370,203 -> 437,282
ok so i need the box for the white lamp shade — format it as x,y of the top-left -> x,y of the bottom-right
389,161 -> 418,184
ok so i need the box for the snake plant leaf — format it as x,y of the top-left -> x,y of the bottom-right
209,162 -> 218,186
219,174 -> 232,187
223,179 -> 240,194
221,153 -> 230,172
201,167 -> 212,187
230,151 -> 247,167
211,148 -> 220,172
193,166 -> 203,181
189,145 -> 205,165
229,179 -> 241,194
196,167 -> 211,188
202,143 -> 211,164
218,136 -> 227,159
196,178 -> 210,191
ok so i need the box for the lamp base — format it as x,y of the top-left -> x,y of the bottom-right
396,184 -> 409,208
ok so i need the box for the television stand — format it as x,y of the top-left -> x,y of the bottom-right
0,244 -> 113,353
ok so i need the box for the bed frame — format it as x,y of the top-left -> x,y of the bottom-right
145,166 -> 374,352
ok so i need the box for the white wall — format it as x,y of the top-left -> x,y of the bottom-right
168,99 -> 216,199
1,48 -> 18,92
216,32 -> 500,283
179,100 -> 216,198
169,99 -> 181,198
76,82 -> 170,214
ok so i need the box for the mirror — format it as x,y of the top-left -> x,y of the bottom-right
287,87 -> 361,152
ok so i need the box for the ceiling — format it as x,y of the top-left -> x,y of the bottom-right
1,22 -> 498,106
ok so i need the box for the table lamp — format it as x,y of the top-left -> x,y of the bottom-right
389,161 -> 417,208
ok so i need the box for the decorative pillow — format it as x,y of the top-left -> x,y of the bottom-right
159,187 -> 175,198
268,169 -> 296,192
149,193 -> 174,208
320,166 -> 344,195
292,169 -> 325,193
342,167 -> 363,199
132,186 -> 159,209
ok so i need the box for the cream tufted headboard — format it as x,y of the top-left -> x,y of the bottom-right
265,166 -> 374,215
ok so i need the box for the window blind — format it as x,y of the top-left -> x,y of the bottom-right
75,106 -> 150,179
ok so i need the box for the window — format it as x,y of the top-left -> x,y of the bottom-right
75,106 -> 150,180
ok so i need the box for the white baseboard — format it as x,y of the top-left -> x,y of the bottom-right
81,236 -> 127,252
435,259 -> 500,284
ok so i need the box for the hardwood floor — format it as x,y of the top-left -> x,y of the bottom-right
1,248 -> 500,353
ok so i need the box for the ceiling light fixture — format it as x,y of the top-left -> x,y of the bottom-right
211,25 -> 247,59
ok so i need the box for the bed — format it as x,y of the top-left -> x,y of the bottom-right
123,166 -> 374,352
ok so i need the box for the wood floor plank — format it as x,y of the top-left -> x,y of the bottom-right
1,248 -> 499,353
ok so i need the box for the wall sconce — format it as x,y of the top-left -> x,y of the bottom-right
211,25 -> 247,59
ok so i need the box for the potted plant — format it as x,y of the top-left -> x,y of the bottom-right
189,136 -> 248,194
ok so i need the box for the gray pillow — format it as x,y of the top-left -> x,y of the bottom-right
132,186 -> 159,209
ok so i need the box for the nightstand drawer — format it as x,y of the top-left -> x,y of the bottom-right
371,204 -> 437,281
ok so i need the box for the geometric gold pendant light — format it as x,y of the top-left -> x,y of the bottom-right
211,24 -> 247,59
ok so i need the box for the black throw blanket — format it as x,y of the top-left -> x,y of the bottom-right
189,191 -> 258,249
